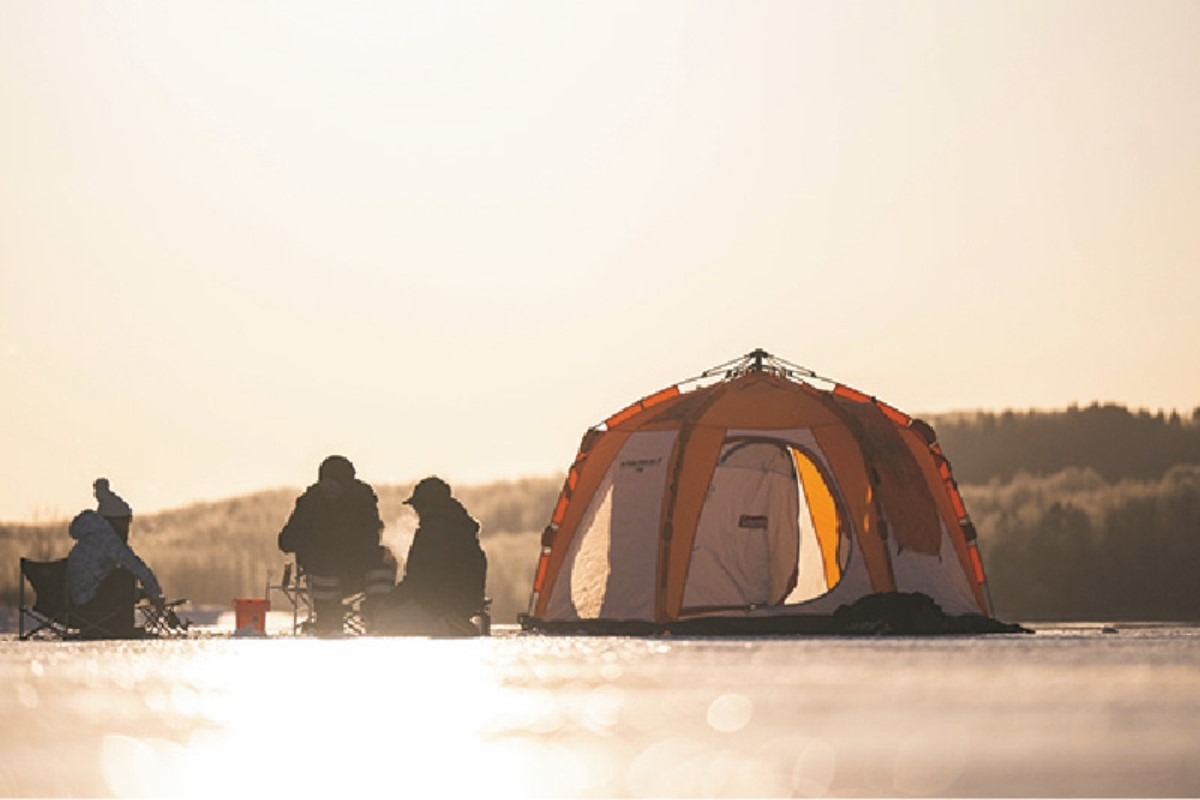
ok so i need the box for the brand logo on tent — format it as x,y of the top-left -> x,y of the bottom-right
738,515 -> 769,529
620,457 -> 662,473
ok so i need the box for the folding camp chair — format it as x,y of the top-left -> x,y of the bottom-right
266,561 -> 312,635
19,557 -> 188,640
136,598 -> 190,637
266,561 -> 366,635
20,558 -> 99,640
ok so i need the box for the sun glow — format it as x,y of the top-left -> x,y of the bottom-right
92,637 -> 830,797
96,639 -> 573,797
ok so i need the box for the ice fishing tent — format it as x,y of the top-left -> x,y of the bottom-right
523,349 -> 996,634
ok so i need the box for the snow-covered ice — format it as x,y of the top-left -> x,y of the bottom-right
2,624 -> 1198,797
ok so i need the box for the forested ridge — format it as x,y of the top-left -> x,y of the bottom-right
929,404 -> 1200,622
3,404 -> 1198,623
930,403 -> 1200,483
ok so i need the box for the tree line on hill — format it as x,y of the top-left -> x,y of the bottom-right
964,466 -> 1200,621
928,404 -> 1200,622
2,403 -> 1197,624
0,480 -> 557,626
929,403 -> 1200,484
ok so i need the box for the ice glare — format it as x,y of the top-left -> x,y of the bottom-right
582,686 -> 623,732
892,725 -> 970,795
626,737 -> 713,797
706,692 -> 754,733
2,626 -> 1199,797
16,683 -> 38,709
784,736 -> 838,797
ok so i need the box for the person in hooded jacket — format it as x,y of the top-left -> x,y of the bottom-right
66,509 -> 166,639
278,455 -> 395,634
93,477 -> 136,630
380,476 -> 487,634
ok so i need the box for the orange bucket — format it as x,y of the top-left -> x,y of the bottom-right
233,598 -> 270,634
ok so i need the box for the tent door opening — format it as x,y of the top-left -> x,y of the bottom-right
681,437 -> 843,612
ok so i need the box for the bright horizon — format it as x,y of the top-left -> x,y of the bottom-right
3,2 -> 1198,522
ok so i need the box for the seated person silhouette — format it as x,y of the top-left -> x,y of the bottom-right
379,477 -> 488,636
67,509 -> 166,639
93,477 -> 137,632
278,455 -> 396,634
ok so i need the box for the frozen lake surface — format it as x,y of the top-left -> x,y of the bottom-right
2,622 -> 1198,797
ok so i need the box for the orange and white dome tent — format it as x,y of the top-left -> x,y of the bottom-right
522,349 -> 1006,635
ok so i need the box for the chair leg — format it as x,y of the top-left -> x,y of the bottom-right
18,566 -> 25,641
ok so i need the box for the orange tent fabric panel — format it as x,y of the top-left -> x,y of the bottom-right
659,424 -> 729,621
811,424 -> 894,593
898,426 -> 989,614
793,449 -> 841,588
837,400 -> 942,556
968,544 -> 987,585
532,549 -> 551,594
698,374 -> 844,430
604,385 -> 682,429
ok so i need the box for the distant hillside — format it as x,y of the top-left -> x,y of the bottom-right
922,405 -> 1200,621
968,465 -> 1200,622
930,404 -> 1200,483
0,478 -> 560,624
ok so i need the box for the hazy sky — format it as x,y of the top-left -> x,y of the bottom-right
2,2 -> 1198,521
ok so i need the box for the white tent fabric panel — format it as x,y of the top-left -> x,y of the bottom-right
682,441 -> 801,609
742,550 -> 875,617
544,429 -> 678,621
889,519 -> 983,615
556,470 -> 613,619
688,487 -> 876,619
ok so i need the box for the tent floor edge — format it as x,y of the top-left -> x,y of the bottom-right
518,615 -> 663,636
518,594 -> 1031,637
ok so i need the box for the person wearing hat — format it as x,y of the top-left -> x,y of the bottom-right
278,455 -> 396,634
92,477 -> 137,631
94,478 -> 133,542
379,476 -> 487,635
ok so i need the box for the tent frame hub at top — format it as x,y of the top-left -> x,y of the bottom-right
694,348 -> 830,388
